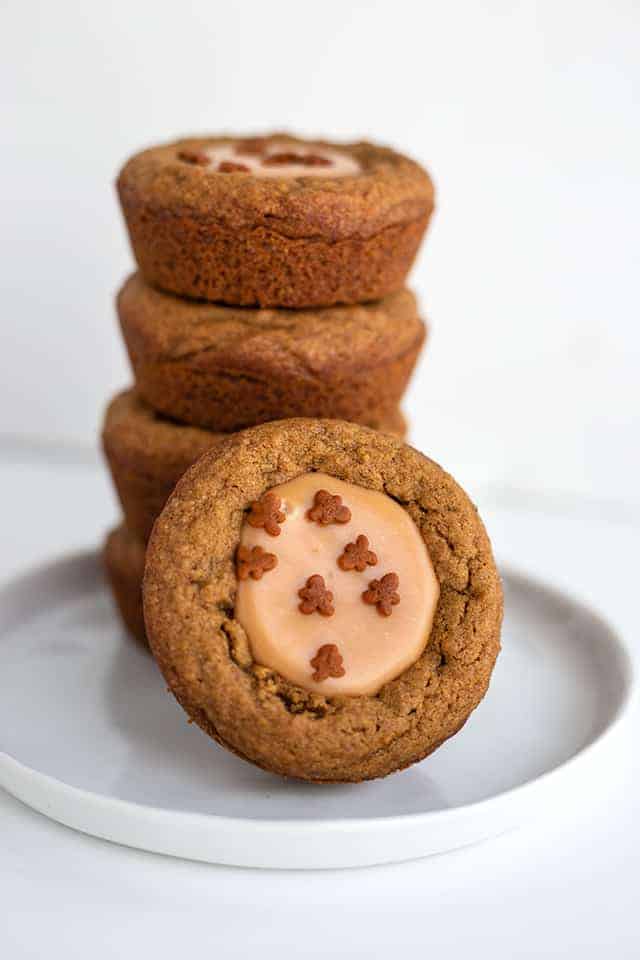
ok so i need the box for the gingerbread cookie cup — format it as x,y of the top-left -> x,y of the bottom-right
118,273 -> 424,432
117,135 -> 434,307
103,525 -> 147,647
102,389 -> 406,542
144,419 -> 502,783
102,389 -> 225,542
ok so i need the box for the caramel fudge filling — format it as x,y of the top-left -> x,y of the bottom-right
235,473 -> 440,696
179,141 -> 361,179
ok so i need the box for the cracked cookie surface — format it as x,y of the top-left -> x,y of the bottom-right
143,418 -> 502,783
118,272 -> 425,431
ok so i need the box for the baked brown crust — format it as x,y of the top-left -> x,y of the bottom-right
102,389 -> 406,541
118,273 -> 425,431
144,419 -> 502,783
103,525 -> 147,647
102,390 -> 225,542
116,134 -> 434,307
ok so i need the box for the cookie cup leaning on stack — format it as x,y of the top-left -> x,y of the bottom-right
143,418 -> 502,783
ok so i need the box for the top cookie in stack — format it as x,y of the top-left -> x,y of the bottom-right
117,133 -> 434,308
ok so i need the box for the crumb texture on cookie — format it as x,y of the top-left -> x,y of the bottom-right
143,419 -> 502,783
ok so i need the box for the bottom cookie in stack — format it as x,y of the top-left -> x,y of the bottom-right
103,524 -> 147,647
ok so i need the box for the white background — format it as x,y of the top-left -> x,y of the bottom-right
3,0 -> 639,505
2,1 -> 639,956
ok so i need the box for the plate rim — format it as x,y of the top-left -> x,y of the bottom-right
0,548 -> 635,856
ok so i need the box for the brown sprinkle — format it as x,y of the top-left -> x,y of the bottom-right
236,544 -> 277,581
310,644 -> 345,682
218,161 -> 250,173
338,534 -> 378,572
298,575 -> 335,617
262,151 -> 332,167
307,489 -> 351,526
300,153 -> 332,166
177,149 -> 211,166
235,137 -> 269,156
247,492 -> 286,537
262,152 -> 305,166
362,572 -> 400,617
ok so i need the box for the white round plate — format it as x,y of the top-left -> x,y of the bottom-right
0,551 -> 633,869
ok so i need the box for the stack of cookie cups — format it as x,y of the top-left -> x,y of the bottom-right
103,134 -> 435,646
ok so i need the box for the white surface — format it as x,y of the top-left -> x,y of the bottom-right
0,451 -> 638,955
2,0 -> 639,938
1,554 -> 630,869
2,0 -> 640,504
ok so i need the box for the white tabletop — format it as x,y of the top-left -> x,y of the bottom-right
1,448 -> 637,958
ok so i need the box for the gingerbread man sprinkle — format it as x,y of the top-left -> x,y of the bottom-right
218,161 -> 249,173
307,489 -> 351,525
338,534 -> 378,573
247,492 -> 286,536
298,575 -> 335,617
262,152 -> 332,167
310,644 -> 345,682
235,138 -> 269,156
362,572 -> 400,617
236,545 -> 277,581
177,149 -> 211,166
298,154 -> 332,166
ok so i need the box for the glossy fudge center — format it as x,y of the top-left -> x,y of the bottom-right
235,473 -> 440,696
203,141 -> 361,178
